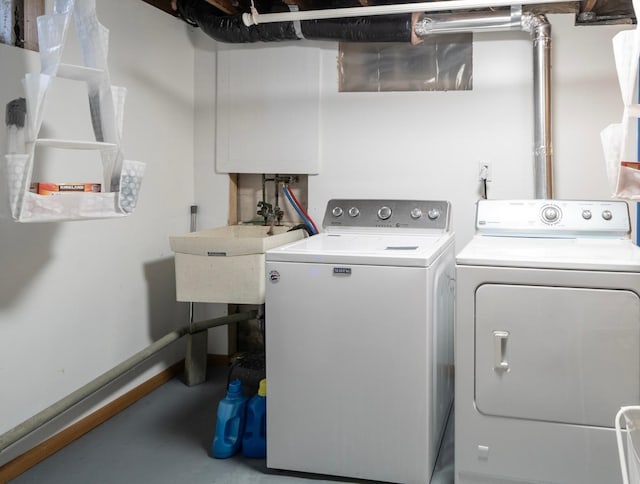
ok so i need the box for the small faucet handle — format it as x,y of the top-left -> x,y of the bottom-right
274,206 -> 284,224
257,201 -> 273,218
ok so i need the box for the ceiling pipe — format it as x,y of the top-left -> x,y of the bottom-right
415,8 -> 553,199
178,1 -> 299,43
242,0 -> 573,27
414,8 -> 522,34
177,0 -> 414,43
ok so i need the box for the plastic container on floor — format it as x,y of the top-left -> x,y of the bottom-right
242,379 -> 267,458
212,379 -> 247,459
616,406 -> 640,484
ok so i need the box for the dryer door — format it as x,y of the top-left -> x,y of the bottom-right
475,284 -> 640,427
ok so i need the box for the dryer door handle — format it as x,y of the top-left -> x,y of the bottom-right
493,330 -> 510,371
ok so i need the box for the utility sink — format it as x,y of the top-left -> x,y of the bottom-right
170,224 -> 304,304
170,224 -> 303,257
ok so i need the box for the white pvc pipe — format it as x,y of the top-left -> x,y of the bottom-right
242,0 -> 580,26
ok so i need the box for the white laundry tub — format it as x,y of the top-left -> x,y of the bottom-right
170,225 -> 304,304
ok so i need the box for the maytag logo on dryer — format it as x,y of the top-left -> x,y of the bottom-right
269,270 -> 280,283
333,267 -> 352,275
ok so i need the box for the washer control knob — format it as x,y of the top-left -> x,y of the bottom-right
582,210 -> 592,220
377,206 -> 392,220
348,206 -> 360,218
602,210 -> 613,221
410,208 -> 423,219
332,206 -> 343,217
427,208 -> 441,220
542,206 -> 560,224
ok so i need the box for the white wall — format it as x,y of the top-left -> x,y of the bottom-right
0,1 -> 218,465
296,15 -> 629,247
192,29 -> 230,352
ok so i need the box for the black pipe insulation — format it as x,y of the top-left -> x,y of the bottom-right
176,0 -> 412,43
177,0 -> 298,43
303,15 -> 412,43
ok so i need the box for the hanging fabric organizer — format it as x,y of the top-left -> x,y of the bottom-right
601,0 -> 640,200
4,0 -> 144,222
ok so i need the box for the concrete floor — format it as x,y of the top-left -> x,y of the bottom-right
12,365 -> 453,484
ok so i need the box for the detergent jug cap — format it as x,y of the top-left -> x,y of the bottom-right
258,379 -> 267,397
227,379 -> 244,398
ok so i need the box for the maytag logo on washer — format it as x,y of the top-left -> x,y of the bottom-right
333,267 -> 352,275
269,270 -> 280,283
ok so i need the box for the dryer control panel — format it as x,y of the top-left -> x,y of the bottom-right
475,199 -> 630,238
323,199 -> 450,232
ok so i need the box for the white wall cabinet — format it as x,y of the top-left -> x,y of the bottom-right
216,42 -> 321,174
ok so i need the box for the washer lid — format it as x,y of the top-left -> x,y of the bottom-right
457,235 -> 640,271
266,232 -> 454,267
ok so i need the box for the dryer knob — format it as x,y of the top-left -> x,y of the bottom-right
602,210 -> 613,221
582,210 -> 592,220
410,208 -> 423,219
542,206 -> 560,223
427,208 -> 441,220
348,207 -> 360,217
332,206 -> 344,217
378,206 -> 392,220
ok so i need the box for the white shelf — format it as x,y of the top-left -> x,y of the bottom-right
57,63 -> 105,82
34,139 -> 118,150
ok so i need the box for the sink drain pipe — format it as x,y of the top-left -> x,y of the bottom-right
415,7 -> 553,199
0,310 -> 257,453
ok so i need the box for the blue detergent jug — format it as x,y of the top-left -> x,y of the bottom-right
212,379 -> 247,458
242,379 -> 267,458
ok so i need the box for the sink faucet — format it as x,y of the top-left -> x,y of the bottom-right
257,201 -> 282,235
258,174 -> 288,232
257,201 -> 273,226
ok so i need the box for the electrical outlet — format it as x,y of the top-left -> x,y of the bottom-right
478,162 -> 492,181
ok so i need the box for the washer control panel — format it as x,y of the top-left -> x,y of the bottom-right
323,199 -> 450,231
476,199 -> 630,237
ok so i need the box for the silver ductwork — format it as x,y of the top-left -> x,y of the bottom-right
414,8 -> 523,34
415,8 -> 553,199
522,13 -> 553,199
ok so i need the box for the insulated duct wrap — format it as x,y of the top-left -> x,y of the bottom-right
177,0 -> 298,42
177,0 -> 412,43
302,15 -> 412,43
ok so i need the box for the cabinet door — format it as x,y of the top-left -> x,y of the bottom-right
216,43 -> 321,174
475,284 -> 640,427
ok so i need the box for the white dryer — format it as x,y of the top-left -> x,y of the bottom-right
455,199 -> 640,484
265,199 -> 455,484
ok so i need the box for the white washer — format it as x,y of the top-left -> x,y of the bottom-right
456,199 -> 640,484
265,199 -> 455,484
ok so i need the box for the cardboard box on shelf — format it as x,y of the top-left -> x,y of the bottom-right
30,183 -> 101,195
